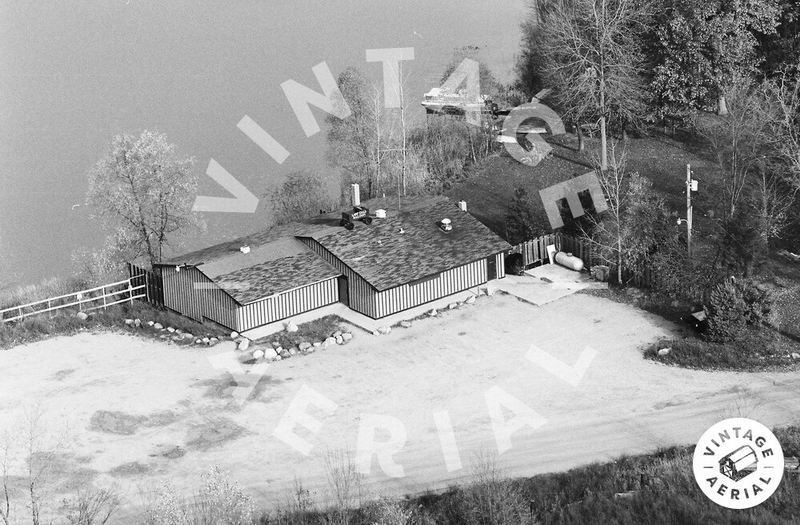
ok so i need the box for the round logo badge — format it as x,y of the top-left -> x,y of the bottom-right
693,418 -> 784,509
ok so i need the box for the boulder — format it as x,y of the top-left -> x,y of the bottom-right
792,353 -> 800,360
271,341 -> 281,349
263,348 -> 279,360
333,330 -> 343,338
448,303 -> 458,310
147,320 -> 155,327
209,337 -> 219,346
335,335 -> 344,344
465,296 -> 476,305
313,341 -> 323,348
279,348 -> 290,358
252,349 -> 265,360
485,288 -> 494,296
230,331 -> 239,339
167,326 -> 176,333
324,337 -> 336,347
657,348 -> 671,357
275,355 -> 282,361
184,333 -> 194,340
285,321 -> 299,333
342,332 -> 353,342
428,308 -> 438,317
400,320 -> 412,328
289,347 -> 298,356
377,326 -> 391,335
124,318 -> 135,326
153,323 -> 164,330
195,338 -> 202,344
76,311 -> 89,321
134,318 -> 142,327
341,325 -> 352,334
202,337 -> 210,345
299,342 -> 312,351
238,339 -> 251,351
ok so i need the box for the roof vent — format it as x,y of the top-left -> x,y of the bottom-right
240,245 -> 251,254
458,200 -> 467,212
439,218 -> 452,232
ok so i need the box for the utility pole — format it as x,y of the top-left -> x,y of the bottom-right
684,163 -> 699,258
686,164 -> 692,258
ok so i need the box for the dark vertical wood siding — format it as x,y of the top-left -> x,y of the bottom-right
373,259 -> 488,317
161,266 -> 238,329
237,278 -> 339,332
298,238 -> 378,317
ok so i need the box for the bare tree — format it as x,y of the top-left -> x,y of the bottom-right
61,487 -> 120,525
580,144 -> 671,283
696,77 -> 775,220
536,0 -> 649,170
0,433 -> 12,525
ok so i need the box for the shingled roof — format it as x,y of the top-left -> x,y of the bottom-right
306,197 -> 511,291
214,250 -> 340,304
160,195 -> 510,299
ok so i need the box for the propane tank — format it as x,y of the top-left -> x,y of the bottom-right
555,251 -> 584,272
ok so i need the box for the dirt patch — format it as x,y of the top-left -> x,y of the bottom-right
184,417 -> 248,451
109,461 -> 152,477
192,374 -> 238,399
88,410 -> 146,435
51,368 -> 75,381
247,375 -> 285,402
143,410 -> 181,427
89,409 -> 182,435
29,451 -> 98,494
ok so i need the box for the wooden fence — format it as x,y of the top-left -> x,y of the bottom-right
128,263 -> 164,307
509,233 -> 558,267
512,232 -> 657,288
0,278 -> 147,324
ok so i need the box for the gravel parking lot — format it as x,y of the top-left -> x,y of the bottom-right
2,292 -> 799,523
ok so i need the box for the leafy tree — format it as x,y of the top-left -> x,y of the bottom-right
649,0 -> 780,121
534,0 -> 650,170
267,170 -> 339,225
86,130 -> 202,268
757,0 -> 800,77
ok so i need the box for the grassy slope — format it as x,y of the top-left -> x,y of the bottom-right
445,133 -> 724,240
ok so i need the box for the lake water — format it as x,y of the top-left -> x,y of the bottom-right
0,0 -> 528,285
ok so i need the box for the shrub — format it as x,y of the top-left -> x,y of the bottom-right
705,278 -> 772,343
145,466 -> 254,525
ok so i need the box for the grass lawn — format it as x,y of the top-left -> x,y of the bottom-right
261,425 -> 800,525
0,300 -> 229,349
445,133 -> 724,241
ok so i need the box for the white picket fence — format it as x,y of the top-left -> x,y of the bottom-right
0,278 -> 146,324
